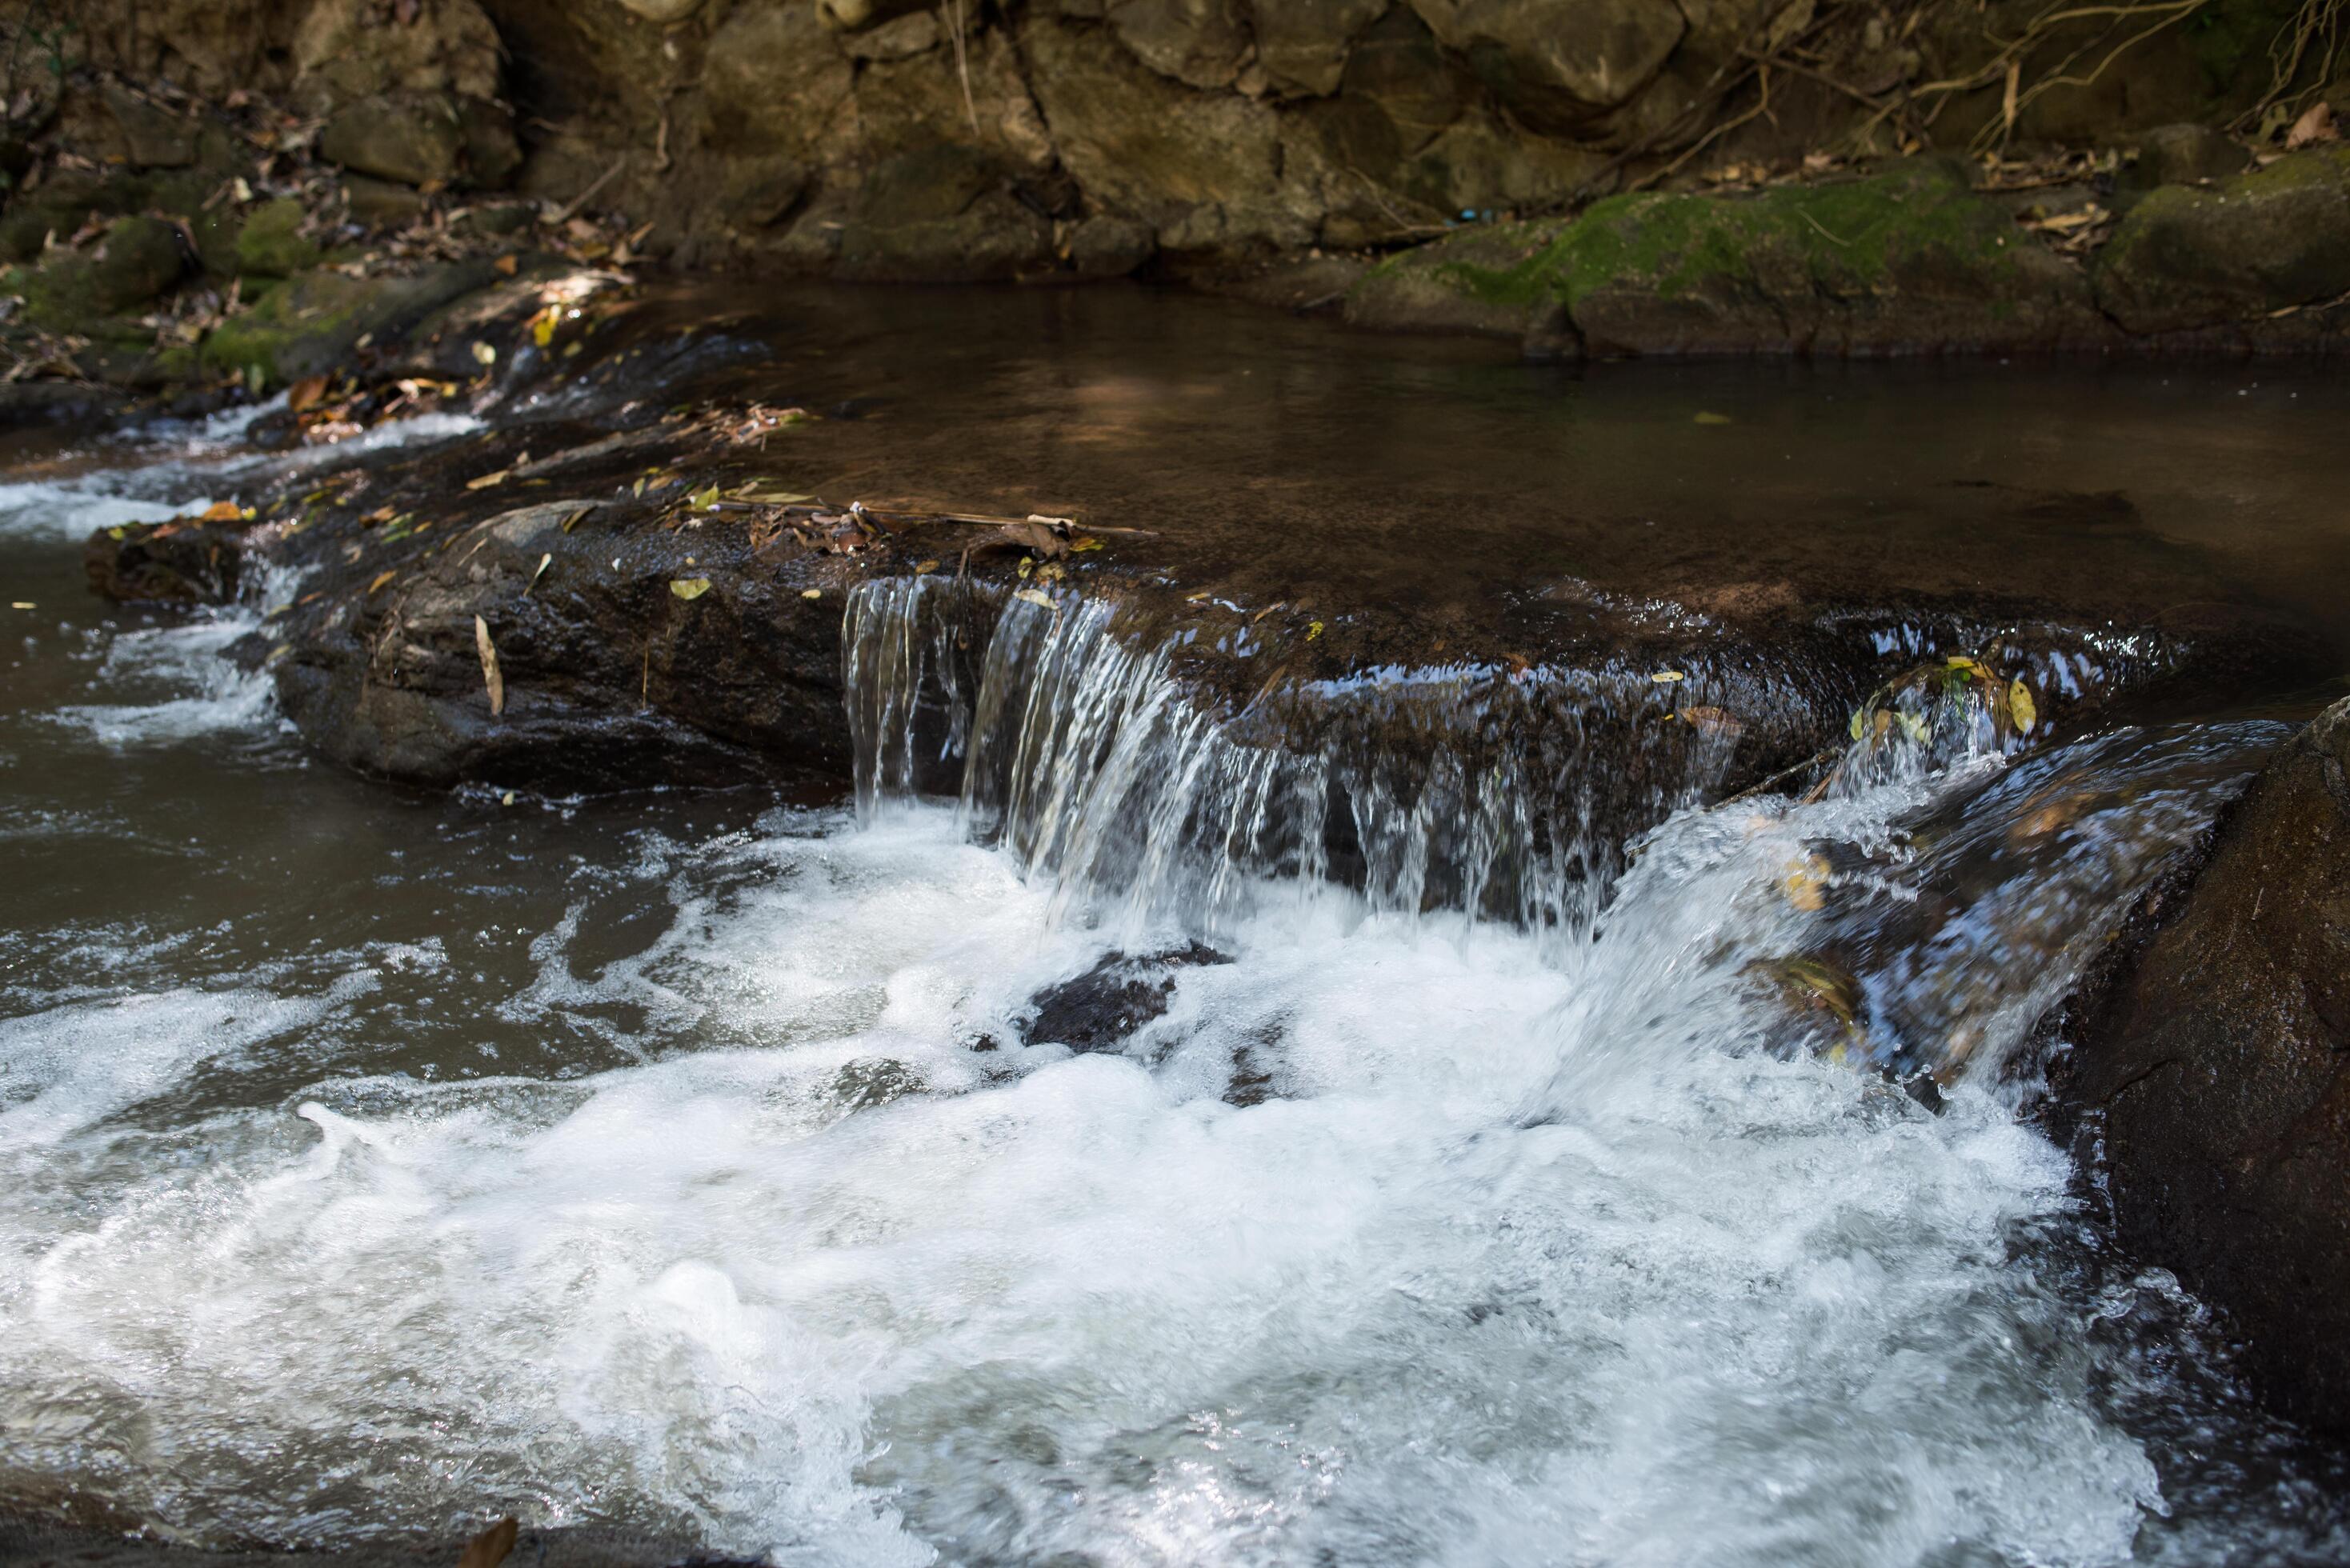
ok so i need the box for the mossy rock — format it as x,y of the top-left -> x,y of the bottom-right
1350,160 -> 2108,355
1344,218 -> 1571,338
199,259 -> 496,387
234,198 -> 324,278
2094,146 -> 2350,334
21,216 -> 186,331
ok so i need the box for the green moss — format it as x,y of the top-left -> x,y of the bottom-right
1533,162 -> 2016,310
234,198 -> 322,279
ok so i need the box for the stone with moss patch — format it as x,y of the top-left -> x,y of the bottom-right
1344,218 -> 1571,338
1351,160 -> 2108,355
234,198 -> 325,279
199,260 -> 496,386
20,215 -> 186,331
2095,147 -> 2350,335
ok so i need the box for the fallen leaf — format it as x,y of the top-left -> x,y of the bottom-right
466,470 -> 510,490
671,577 -> 712,600
494,253 -> 519,277
527,553 -> 552,593
2008,676 -> 2037,734
1071,536 -> 1104,552
1693,412 -> 1733,426
1307,620 -> 1324,640
1014,587 -> 1054,607
367,570 -> 396,594
801,587 -> 823,599
1783,853 -> 1831,912
286,374 -> 330,413
915,559 -> 939,574
457,1517 -> 518,1568
10,601 -> 34,610
999,519 -> 1067,558
1679,704 -> 1744,740
470,341 -> 498,366
1651,669 -> 1687,683
474,615 -> 504,717
200,501 -> 243,523
501,790 -> 516,806
561,504 -> 595,533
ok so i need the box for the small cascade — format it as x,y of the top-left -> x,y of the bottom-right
842,577 -> 1752,936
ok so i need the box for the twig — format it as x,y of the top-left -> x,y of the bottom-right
554,158 -> 626,224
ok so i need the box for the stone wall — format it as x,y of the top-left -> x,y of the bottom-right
9,0 -> 2332,285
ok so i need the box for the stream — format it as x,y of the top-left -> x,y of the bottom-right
4,291 -> 2349,1566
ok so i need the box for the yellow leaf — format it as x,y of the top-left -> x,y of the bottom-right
1849,706 -> 1867,741
501,789 -> 516,806
466,469 -> 510,490
1307,620 -> 1324,640
527,552 -> 552,593
1783,854 -> 1830,912
671,577 -> 712,600
691,485 -> 721,509
1071,536 -> 1104,552
1015,588 -> 1054,608
1694,411 -> 1732,426
366,570 -> 396,594
2008,677 -> 2037,735
200,501 -> 242,522
530,308 -> 558,348
801,587 -> 823,600
562,504 -> 593,533
1944,655 -> 1976,670
1652,669 -> 1686,683
474,615 -> 504,717
470,341 -> 498,366
10,600 -> 34,610
915,559 -> 939,574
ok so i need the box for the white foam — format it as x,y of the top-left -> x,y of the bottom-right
0,478 -> 216,540
0,805 -> 2192,1562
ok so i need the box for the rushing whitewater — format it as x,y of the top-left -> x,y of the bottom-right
3,414 -> 2346,1567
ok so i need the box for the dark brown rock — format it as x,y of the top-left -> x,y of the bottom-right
1103,0 -> 1253,90
1404,0 -> 1685,133
2066,696 -> 2350,1437
320,93 -> 465,186
2095,147 -> 2350,334
2118,123 -> 2252,191
1250,0 -> 1390,96
267,499 -> 857,793
84,517 -> 246,604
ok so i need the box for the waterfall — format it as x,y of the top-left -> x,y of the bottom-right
841,577 -> 1751,937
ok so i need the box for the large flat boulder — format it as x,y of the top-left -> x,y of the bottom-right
2094,147 -> 2350,334
2065,696 -> 2350,1437
1349,160 -> 2114,354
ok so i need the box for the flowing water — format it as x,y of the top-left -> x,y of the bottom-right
4,297 -> 2350,1566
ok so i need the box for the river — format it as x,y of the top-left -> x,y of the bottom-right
2,290 -> 2347,1566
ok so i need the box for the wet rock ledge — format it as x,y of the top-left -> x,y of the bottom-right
2061,695 -> 2350,1438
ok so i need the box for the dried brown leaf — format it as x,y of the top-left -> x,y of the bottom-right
474,615 -> 504,717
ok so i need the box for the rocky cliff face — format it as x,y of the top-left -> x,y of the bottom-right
10,0 -> 2338,286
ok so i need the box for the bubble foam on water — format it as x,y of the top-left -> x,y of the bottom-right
0,802 -> 2235,1565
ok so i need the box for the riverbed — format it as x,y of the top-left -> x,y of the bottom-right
4,290 -> 2348,1566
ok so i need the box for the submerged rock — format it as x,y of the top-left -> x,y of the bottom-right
2065,696 -> 2350,1436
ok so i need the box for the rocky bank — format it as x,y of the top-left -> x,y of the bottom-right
5,0 -> 2350,390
